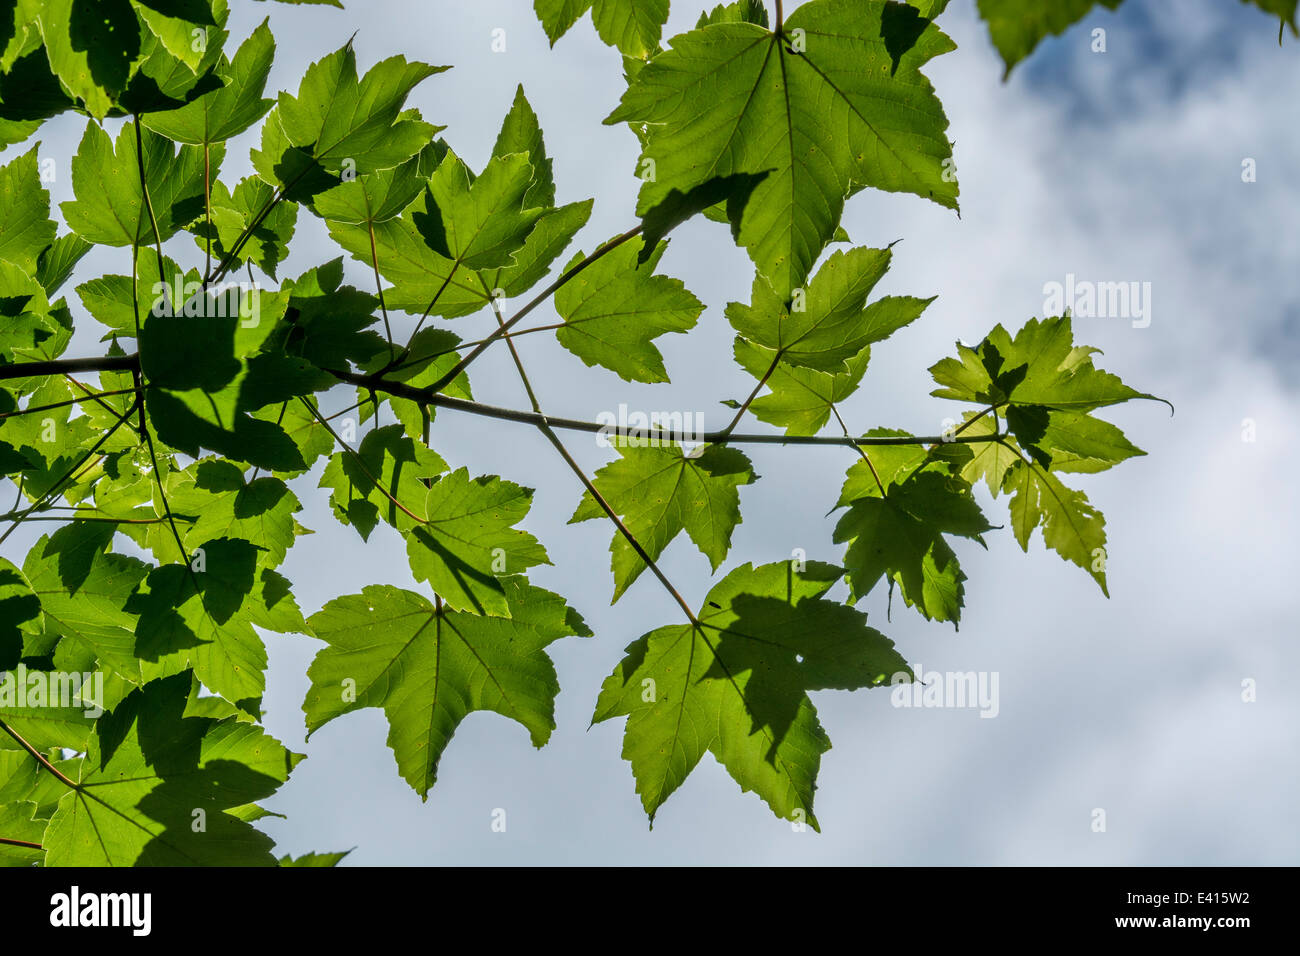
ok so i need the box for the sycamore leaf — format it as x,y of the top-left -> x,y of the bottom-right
320,424 -> 447,540
197,175 -> 298,279
1016,408 -> 1145,473
727,246 -> 933,372
35,233 -> 91,296
62,121 -> 211,247
954,411 -> 1020,496
312,141 -> 439,225
327,187 -> 490,318
128,536 -> 309,709
161,459 -> 303,568
492,84 -> 555,209
133,0 -> 221,73
696,1 -> 769,28
304,578 -> 590,799
416,151 -> 545,271
553,236 -> 703,383
22,523 -> 150,682
0,802 -> 42,866
357,327 -> 472,439
570,444 -> 756,601
405,468 -> 550,616
594,560 -> 907,828
275,258 -> 384,370
930,316 -> 1164,412
43,672 -> 300,866
609,0 -> 957,299
1002,457 -> 1108,593
733,337 -> 870,436
252,42 -> 444,195
142,18 -> 276,144
833,434 -> 991,623
637,172 -> 770,260
534,0 -> 670,58
35,0 -> 143,118
976,0 -> 1123,77
0,557 -> 43,669
0,144 -> 56,274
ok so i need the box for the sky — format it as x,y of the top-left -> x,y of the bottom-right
4,0 -> 1298,865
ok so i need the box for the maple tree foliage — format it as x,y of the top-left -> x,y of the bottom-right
0,0 -> 1284,865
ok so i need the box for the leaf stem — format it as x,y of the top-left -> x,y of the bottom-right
718,349 -> 783,439
425,225 -> 644,394
0,836 -> 42,850
0,717 -> 79,790
483,288 -> 700,626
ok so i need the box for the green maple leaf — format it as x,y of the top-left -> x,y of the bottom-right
733,338 -> 870,436
42,672 -> 300,866
75,252 -> 182,340
0,801 -> 42,866
320,423 -> 447,540
160,459 -> 303,568
128,536 -> 309,709
417,151 -> 546,270
0,144 -> 56,274
133,0 -> 222,73
22,523 -> 150,681
570,444 -> 756,601
534,0 -> 670,58
727,246 -> 933,372
553,236 -> 703,383
140,285 -> 315,470
0,556 -> 43,668
404,468 -> 550,616
304,578 -> 590,799
608,0 -> 957,299
594,560 -> 907,828
142,18 -> 276,144
833,433 -> 991,623
1017,409 -> 1145,473
976,0 -> 1123,77
930,316 -> 1161,411
275,259 -> 384,370
34,233 -> 91,296
329,91 -> 589,318
327,184 -> 488,319
62,120 -> 211,247
312,140 -> 439,225
930,316 -> 1157,484
954,411 -> 1020,495
492,85 -> 555,209
1002,457 -> 1109,593
252,41 -> 444,196
198,175 -> 298,279
34,0 -> 142,118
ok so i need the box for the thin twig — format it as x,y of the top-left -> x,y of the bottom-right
425,225 -> 644,394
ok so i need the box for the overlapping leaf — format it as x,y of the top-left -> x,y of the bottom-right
594,561 -> 907,827
571,444 -> 756,601
609,0 -> 958,299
